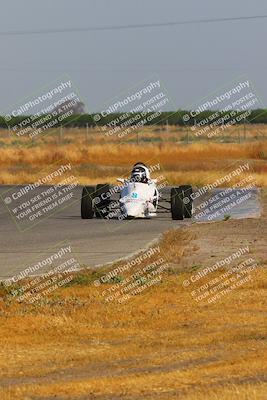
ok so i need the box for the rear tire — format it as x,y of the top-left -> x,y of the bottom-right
95,184 -> 110,218
171,187 -> 184,220
81,186 -> 95,219
180,185 -> 193,218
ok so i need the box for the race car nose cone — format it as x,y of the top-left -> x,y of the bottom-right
123,202 -> 144,218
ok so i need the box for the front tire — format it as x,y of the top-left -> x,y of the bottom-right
180,185 -> 193,218
171,187 -> 184,220
95,184 -> 110,218
81,186 -> 95,219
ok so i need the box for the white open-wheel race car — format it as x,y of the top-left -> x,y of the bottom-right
81,163 -> 193,220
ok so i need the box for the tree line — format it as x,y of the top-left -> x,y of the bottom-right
1,109 -> 267,129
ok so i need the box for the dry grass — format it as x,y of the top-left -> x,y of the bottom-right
0,225 -> 267,400
1,272 -> 267,400
1,126 -> 267,186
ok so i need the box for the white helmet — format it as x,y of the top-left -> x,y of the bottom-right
131,162 -> 150,183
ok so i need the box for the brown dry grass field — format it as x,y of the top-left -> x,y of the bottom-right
0,125 -> 266,399
0,192 -> 267,400
0,125 -> 267,186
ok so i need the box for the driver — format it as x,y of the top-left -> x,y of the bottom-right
130,165 -> 148,183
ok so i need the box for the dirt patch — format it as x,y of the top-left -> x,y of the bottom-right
178,188 -> 267,271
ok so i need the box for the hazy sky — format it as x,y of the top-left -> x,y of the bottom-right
1,0 -> 267,112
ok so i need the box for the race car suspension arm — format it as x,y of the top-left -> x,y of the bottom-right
157,204 -> 171,211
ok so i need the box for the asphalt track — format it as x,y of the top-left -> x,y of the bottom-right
0,186 -> 261,279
